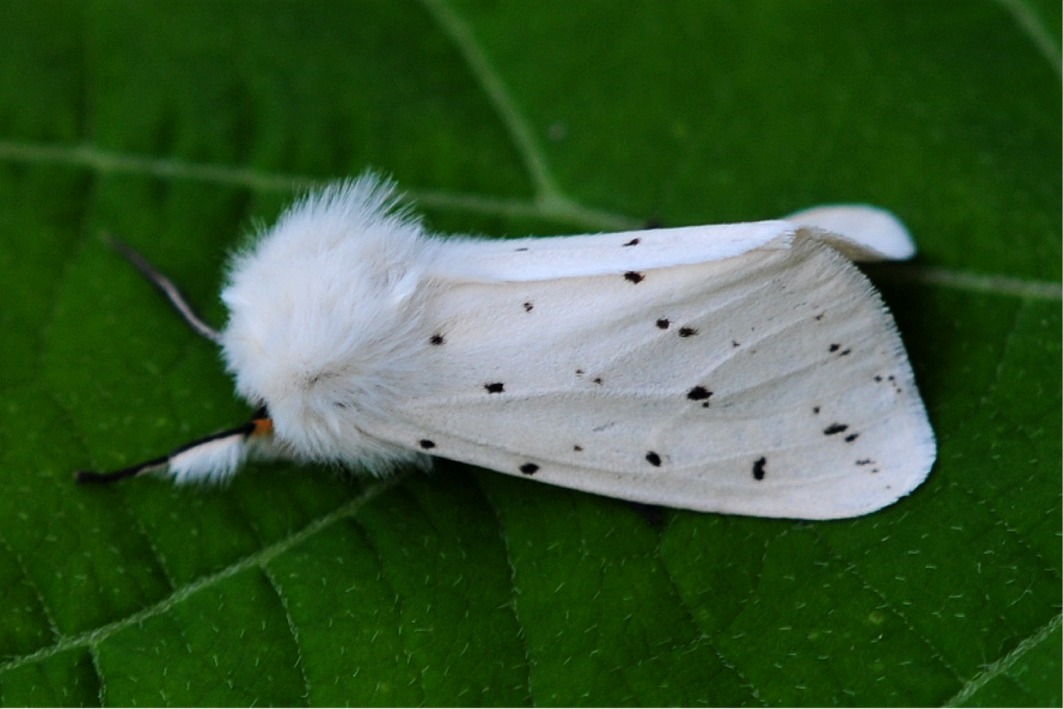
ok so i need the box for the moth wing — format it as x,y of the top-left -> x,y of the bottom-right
785,205 -> 915,261
433,220 -> 797,282
434,207 -> 912,284
364,227 -> 934,520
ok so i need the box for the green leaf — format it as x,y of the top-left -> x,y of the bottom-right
2,0 -> 1059,705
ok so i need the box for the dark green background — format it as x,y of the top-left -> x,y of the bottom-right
2,1 -> 1060,705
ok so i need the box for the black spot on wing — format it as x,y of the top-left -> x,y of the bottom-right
485,382 -> 505,394
573,368 -> 599,384
752,456 -> 766,480
656,318 -> 670,330
624,271 -> 645,284
687,386 -> 712,401
823,423 -> 849,435
514,247 -> 529,252
419,439 -> 436,450
622,237 -> 640,247
519,463 -> 539,475
678,327 -> 699,338
858,461 -> 884,476
844,433 -> 860,443
829,343 -> 841,352
812,406 -> 821,414
573,445 -> 583,452
429,334 -> 445,345
645,451 -> 662,467
523,301 -> 534,312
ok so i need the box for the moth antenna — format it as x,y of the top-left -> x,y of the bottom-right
102,233 -> 222,344
75,414 -> 273,485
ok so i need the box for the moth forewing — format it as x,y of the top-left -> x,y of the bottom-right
370,231 -> 933,519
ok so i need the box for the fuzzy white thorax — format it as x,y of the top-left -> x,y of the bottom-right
220,176 -> 441,474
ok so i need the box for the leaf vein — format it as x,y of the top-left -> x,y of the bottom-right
943,612 -> 1062,706
469,475 -> 536,701
816,527 -> 967,686
0,475 -> 406,673
416,0 -> 560,203
260,565 -> 311,704
991,0 -> 1062,77
657,533 -> 768,706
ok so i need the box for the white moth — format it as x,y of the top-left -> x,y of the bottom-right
78,174 -> 935,520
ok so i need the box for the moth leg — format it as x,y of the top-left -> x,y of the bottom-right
75,413 -> 273,484
74,454 -> 169,484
